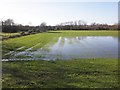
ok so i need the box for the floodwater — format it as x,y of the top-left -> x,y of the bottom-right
5,36 -> 119,61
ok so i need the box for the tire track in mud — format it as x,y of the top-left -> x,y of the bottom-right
4,42 -> 42,56
4,46 -> 25,56
3,42 -> 45,60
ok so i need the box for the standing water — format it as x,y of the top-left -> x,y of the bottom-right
4,36 -> 119,61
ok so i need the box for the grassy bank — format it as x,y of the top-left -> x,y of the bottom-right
2,58 -> 118,88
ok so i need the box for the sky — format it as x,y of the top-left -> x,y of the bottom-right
0,0 -> 118,26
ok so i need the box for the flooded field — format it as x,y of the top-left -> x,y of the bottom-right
3,36 -> 119,61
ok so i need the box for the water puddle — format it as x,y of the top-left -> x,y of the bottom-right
3,36 -> 119,61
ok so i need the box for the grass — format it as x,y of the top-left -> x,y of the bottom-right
53,30 -> 118,36
2,30 -> 119,88
2,32 -> 57,58
2,58 -> 118,88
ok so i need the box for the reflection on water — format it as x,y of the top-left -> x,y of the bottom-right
6,36 -> 119,61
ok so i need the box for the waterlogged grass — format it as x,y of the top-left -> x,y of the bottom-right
2,58 -> 118,88
3,33 -> 56,50
2,32 -> 58,58
2,30 -> 118,58
2,30 -> 119,88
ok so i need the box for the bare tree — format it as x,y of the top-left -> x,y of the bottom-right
39,22 -> 47,32
40,22 -> 46,27
3,19 -> 14,26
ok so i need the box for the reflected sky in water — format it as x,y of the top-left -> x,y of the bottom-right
10,36 -> 119,60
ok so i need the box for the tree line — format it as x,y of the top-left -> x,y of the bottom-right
1,19 -> 118,34
1,19 -> 48,33
55,20 -> 118,30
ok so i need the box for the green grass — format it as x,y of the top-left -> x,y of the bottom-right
2,32 -> 57,58
52,30 -> 118,36
2,58 -> 118,88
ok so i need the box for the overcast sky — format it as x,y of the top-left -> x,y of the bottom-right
0,0 -> 118,26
